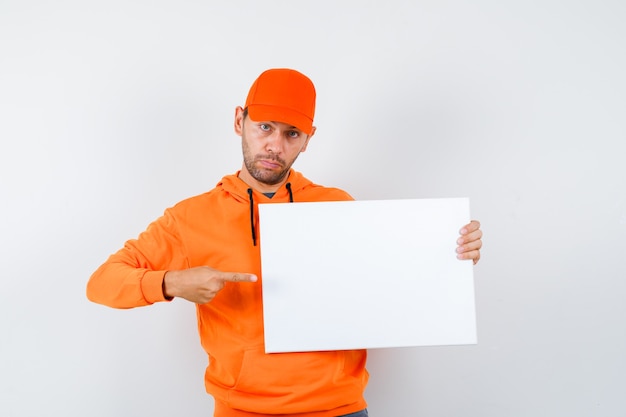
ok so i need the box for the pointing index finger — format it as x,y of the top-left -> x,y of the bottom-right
226,272 -> 257,283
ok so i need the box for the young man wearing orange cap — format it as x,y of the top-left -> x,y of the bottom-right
87,68 -> 483,417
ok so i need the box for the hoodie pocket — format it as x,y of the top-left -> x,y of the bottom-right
226,347 -> 367,413
232,348 -> 344,397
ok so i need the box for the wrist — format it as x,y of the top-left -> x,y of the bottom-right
162,271 -> 176,300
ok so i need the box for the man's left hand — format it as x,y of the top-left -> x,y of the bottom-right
457,220 -> 483,265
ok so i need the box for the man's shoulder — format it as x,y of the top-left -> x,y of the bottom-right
299,183 -> 354,202
168,187 -> 222,212
290,170 -> 353,202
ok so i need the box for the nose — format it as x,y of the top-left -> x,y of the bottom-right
265,130 -> 283,155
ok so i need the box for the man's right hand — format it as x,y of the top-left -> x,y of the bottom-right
162,266 -> 257,304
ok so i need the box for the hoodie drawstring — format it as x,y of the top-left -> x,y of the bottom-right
247,183 -> 294,246
247,188 -> 257,246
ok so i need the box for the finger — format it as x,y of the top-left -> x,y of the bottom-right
457,239 -> 482,254
457,249 -> 481,264
460,220 -> 481,235
224,272 -> 258,283
457,228 -> 483,245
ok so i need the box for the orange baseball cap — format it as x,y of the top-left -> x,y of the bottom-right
244,68 -> 316,135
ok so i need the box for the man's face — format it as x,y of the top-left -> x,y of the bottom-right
235,107 -> 314,190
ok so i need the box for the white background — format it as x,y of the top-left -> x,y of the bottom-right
1,1 -> 625,416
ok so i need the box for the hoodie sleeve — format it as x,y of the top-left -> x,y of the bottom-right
86,207 -> 189,309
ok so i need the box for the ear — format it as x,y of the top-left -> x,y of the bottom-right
234,106 -> 244,136
300,126 -> 316,153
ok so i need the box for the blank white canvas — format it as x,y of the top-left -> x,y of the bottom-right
259,198 -> 476,353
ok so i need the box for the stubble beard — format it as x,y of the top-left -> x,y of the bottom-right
242,138 -> 294,186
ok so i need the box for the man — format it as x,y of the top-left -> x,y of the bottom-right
87,68 -> 483,417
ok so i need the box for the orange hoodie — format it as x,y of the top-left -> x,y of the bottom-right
87,170 -> 369,417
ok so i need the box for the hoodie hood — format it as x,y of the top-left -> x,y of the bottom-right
214,169 -> 353,247
217,169 -> 313,202
215,170 -> 313,246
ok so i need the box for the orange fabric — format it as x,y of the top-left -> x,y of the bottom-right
87,170 -> 368,416
245,69 -> 316,135
213,400 -> 367,417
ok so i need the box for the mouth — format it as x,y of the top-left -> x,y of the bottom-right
257,156 -> 283,170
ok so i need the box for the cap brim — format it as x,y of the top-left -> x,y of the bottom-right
248,104 -> 313,135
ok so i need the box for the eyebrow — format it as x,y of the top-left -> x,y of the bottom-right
260,121 -> 300,130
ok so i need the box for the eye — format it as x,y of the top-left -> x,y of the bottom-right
259,124 -> 271,131
287,130 -> 300,138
